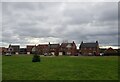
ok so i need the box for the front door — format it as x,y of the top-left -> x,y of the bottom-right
63,51 -> 66,55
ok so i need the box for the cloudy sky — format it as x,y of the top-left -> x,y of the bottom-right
1,2 -> 119,48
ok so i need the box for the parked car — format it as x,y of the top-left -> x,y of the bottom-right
5,53 -> 11,56
44,53 -> 48,56
100,53 -> 104,56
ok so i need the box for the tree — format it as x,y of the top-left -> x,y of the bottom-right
32,45 -> 40,62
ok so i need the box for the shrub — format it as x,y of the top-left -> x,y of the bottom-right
32,54 -> 40,62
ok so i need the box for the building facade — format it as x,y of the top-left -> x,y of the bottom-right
37,44 -> 49,55
48,42 -> 60,56
26,45 -> 36,54
59,41 -> 77,56
104,47 -> 117,56
79,41 -> 100,56
8,44 -> 20,54
0,47 -> 8,55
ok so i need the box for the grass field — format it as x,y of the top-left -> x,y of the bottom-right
2,55 -> 118,80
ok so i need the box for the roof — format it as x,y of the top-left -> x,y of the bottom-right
26,45 -> 35,52
50,44 -> 59,48
104,47 -> 117,53
61,43 -> 68,47
37,44 -> 48,48
8,45 -> 20,52
11,45 -> 20,47
27,45 -> 35,47
38,44 -> 48,46
60,42 -> 75,48
80,43 -> 98,48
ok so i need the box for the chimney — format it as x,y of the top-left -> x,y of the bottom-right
49,42 -> 50,45
96,41 -> 98,43
81,41 -> 83,44
48,42 -> 51,48
73,41 -> 75,44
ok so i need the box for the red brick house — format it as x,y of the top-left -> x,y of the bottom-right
37,44 -> 49,55
59,41 -> 77,56
79,41 -> 100,56
19,48 -> 27,54
0,47 -> 3,55
8,44 -> 20,54
26,45 -> 36,54
104,47 -> 117,56
0,47 -> 8,55
48,42 -> 60,56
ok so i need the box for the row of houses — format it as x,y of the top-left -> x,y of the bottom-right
0,41 -> 118,56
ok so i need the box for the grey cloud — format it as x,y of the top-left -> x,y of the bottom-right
2,2 -> 118,47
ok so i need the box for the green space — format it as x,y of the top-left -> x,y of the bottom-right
2,55 -> 118,80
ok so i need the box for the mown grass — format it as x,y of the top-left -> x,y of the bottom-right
2,55 -> 118,80
0,56 -> 2,81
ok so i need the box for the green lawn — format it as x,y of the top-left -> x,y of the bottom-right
2,55 -> 118,80
0,56 -> 2,82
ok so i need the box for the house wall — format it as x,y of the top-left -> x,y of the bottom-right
0,47 -> 8,55
37,45 -> 48,55
59,42 -> 77,56
27,45 -> 36,54
27,52 -> 30,54
81,47 -> 99,56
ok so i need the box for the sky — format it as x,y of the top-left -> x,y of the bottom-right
1,1 -> 119,49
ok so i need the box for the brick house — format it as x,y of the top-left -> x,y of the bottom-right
79,41 -> 100,56
59,41 -> 77,56
104,47 -> 117,56
48,42 -> 60,56
19,48 -> 27,54
0,47 -> 3,55
8,44 -> 20,54
26,45 -> 36,54
0,47 -> 8,55
37,44 -> 49,55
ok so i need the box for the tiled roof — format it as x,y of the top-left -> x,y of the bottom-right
81,43 -> 98,48
9,45 -> 20,52
50,44 -> 59,48
60,43 -> 75,48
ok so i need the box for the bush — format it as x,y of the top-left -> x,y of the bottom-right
32,54 -> 40,62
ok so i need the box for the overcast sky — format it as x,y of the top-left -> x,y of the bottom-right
1,2 -> 119,48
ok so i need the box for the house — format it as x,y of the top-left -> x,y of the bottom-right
104,47 -> 118,56
59,41 -> 77,56
26,45 -> 36,54
0,47 -> 2,55
37,44 -> 49,55
19,48 -> 27,54
0,47 -> 8,55
48,42 -> 60,56
79,41 -> 100,56
8,44 -> 20,54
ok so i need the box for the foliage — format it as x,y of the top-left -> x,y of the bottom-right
32,54 -> 40,62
